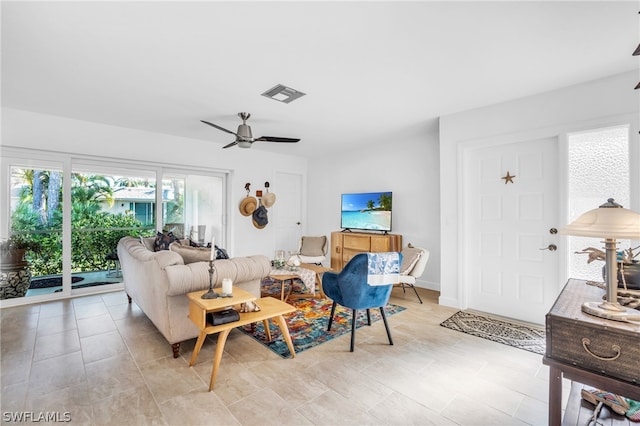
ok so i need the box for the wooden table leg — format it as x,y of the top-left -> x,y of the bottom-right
315,272 -> 326,298
209,328 -> 232,391
284,279 -> 293,302
189,331 -> 206,367
548,364 -> 562,426
272,314 -> 295,358
263,319 -> 272,341
279,279 -> 286,301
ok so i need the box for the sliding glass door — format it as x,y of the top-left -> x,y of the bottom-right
1,152 -> 228,304
162,172 -> 225,247
69,166 -> 157,292
5,163 -> 64,299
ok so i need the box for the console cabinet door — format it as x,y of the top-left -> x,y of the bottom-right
330,232 -> 343,270
331,232 -> 402,270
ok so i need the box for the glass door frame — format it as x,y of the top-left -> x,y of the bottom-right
1,149 -> 230,308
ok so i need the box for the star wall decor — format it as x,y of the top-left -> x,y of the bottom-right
502,171 -> 515,184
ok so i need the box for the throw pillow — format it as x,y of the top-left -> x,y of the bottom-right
140,236 -> 156,251
300,236 -> 326,256
400,247 -> 423,275
169,243 -> 213,264
153,231 -> 180,252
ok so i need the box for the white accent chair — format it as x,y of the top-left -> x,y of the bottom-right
296,236 -> 328,265
398,245 -> 429,304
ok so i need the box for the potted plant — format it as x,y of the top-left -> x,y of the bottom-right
0,234 -> 41,299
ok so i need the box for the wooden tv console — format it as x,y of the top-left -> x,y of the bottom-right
330,231 -> 402,270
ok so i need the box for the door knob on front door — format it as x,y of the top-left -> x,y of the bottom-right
540,244 -> 557,251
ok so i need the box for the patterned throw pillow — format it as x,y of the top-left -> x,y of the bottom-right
153,231 -> 180,252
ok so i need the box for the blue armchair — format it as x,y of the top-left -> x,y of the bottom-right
322,252 -> 402,352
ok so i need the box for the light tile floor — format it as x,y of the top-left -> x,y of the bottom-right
1,288 -> 569,425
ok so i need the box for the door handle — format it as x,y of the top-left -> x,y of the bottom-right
540,244 -> 557,251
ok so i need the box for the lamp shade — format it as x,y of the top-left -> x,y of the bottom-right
560,199 -> 640,239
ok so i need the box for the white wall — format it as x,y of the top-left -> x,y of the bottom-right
0,108 -> 308,258
306,121 -> 442,290
439,70 -> 640,309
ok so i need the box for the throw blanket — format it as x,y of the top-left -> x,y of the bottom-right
367,252 -> 400,286
270,267 -> 317,294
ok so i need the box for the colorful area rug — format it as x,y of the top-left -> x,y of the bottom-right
239,280 -> 407,358
440,311 -> 545,355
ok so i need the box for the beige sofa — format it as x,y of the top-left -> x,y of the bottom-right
117,236 -> 271,358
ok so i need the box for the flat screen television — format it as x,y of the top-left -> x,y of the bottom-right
340,191 -> 392,232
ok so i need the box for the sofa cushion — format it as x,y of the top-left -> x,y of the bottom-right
169,242 -> 212,264
300,236 -> 326,256
164,255 -> 272,296
153,231 -> 180,251
400,246 -> 423,275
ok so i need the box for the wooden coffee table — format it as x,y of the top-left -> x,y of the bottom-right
268,273 -> 299,301
187,288 -> 296,391
298,263 -> 333,299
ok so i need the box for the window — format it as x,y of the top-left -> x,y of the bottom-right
1,151 -> 228,304
162,173 -> 224,246
567,125 -> 630,281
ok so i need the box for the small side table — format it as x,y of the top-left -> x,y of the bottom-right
299,263 -> 333,299
269,274 -> 299,301
186,288 -> 297,391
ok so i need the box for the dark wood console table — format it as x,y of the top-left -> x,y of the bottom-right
543,279 -> 640,425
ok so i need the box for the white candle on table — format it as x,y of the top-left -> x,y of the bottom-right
222,278 -> 232,295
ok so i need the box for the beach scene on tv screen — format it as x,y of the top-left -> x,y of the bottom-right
341,192 -> 392,231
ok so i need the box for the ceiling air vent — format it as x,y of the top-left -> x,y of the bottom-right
261,84 -> 306,104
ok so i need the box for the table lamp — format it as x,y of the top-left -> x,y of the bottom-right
560,198 -> 640,322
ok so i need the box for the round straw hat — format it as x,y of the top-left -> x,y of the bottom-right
239,196 -> 257,216
262,192 -> 276,208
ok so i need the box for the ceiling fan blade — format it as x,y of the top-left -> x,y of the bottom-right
201,120 -> 237,135
255,136 -> 301,143
222,140 -> 239,149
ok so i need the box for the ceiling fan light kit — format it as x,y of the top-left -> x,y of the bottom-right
201,112 -> 300,149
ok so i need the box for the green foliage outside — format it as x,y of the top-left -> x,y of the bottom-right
9,170 -> 157,277
12,202 -> 153,277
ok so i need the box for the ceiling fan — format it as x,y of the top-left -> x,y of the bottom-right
201,112 -> 300,149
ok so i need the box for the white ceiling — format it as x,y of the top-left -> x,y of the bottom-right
2,1 -> 638,157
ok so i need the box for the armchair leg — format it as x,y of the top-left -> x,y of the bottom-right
366,309 -> 371,326
410,284 -> 423,304
327,301 -> 337,331
380,307 -> 394,346
350,309 -> 357,352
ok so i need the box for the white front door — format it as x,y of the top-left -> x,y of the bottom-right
465,137 -> 559,324
274,171 -> 303,254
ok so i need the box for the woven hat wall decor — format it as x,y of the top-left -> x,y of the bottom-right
239,183 -> 257,216
239,182 -> 274,229
262,181 -> 276,208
